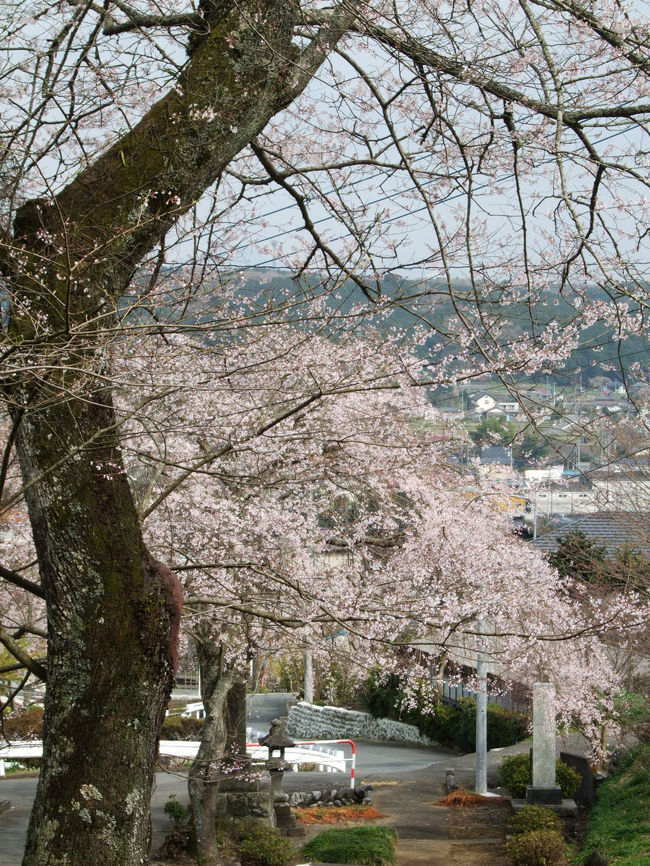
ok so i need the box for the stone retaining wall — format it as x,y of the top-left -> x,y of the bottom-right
275,783 -> 373,809
286,701 -> 434,745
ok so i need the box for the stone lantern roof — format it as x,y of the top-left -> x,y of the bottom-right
259,718 -> 295,756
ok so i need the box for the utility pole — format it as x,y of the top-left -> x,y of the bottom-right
475,619 -> 488,794
304,649 -> 314,704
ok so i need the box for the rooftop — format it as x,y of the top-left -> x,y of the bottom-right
532,511 -> 650,556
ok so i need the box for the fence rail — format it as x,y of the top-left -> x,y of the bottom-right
0,739 -> 357,786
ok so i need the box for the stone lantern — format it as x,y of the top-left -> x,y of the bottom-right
260,718 -> 295,794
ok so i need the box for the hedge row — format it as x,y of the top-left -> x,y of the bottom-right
364,671 -> 529,751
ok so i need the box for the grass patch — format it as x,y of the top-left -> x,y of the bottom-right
300,825 -> 397,865
578,743 -> 650,865
295,804 -> 385,824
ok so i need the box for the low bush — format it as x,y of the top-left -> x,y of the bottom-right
159,796 -> 194,858
509,805 -> 563,837
161,714 -> 204,740
163,795 -> 190,825
237,823 -> 293,866
301,825 -> 398,866
364,671 -> 403,720
555,761 -> 581,799
498,753 -> 580,799
498,754 -> 531,798
420,702 -> 460,747
506,829 -> 568,865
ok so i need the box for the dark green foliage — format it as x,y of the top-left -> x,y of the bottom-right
159,796 -> 195,858
454,698 -> 529,752
469,416 -> 516,447
548,531 -> 650,591
419,702 -> 460,747
513,431 -> 551,466
498,753 -> 533,798
236,823 -> 293,866
579,744 -> 650,865
509,806 -> 563,837
364,671 -> 402,719
612,546 -> 650,592
497,754 -> 581,799
161,713 -> 204,739
505,829 -> 568,865
163,795 -> 190,824
363,671 -> 529,751
301,826 -> 398,866
555,761 -> 581,799
548,531 -> 607,583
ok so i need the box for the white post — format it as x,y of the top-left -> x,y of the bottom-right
475,619 -> 488,794
304,649 -> 314,704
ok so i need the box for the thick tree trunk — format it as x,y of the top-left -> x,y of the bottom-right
188,641 -> 235,866
7,363 -> 181,866
0,5 -> 352,862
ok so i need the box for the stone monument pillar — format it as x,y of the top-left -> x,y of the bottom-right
526,681 -> 562,804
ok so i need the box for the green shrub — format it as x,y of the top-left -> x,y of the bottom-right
488,703 -> 530,749
455,698 -> 530,752
159,796 -> 194,857
161,714 -> 204,740
498,754 -> 532,798
364,671 -> 403,719
509,806 -> 563,837
163,795 -> 190,825
237,824 -> 293,866
301,826 -> 398,866
506,829 -> 568,865
498,753 -> 581,799
421,702 -> 461,748
364,671 -> 529,751
555,761 -> 581,799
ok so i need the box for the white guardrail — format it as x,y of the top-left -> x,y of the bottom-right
0,739 -> 357,787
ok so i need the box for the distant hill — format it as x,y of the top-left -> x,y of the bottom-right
123,266 -> 649,385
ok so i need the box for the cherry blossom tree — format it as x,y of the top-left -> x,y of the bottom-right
1,0 -> 649,864
111,327 -> 643,863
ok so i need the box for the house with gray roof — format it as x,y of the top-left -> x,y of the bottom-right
532,511 -> 650,557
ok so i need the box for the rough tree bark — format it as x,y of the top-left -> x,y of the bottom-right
188,640 -> 236,866
1,2 -> 352,863
5,342 -> 183,865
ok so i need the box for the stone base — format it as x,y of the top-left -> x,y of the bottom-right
526,785 -> 563,805
514,797 -> 577,817
273,799 -> 306,837
215,771 -> 276,826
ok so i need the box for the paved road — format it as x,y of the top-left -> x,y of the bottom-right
0,692 -> 454,863
0,740 -> 449,864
